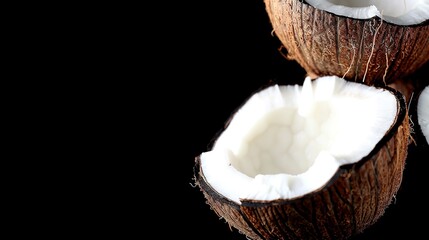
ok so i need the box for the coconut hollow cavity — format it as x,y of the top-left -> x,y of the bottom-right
198,76 -> 400,204
305,0 -> 429,25
417,85 -> 429,144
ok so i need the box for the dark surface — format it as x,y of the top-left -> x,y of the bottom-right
178,0 -> 429,239
14,1 -> 428,239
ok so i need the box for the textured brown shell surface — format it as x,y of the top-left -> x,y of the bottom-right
264,0 -> 429,85
194,113 -> 410,240
195,169 -> 264,240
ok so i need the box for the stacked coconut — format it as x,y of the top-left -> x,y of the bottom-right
194,1 -> 429,240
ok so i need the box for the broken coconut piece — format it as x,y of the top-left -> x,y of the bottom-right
417,85 -> 429,144
194,76 -> 410,240
264,0 -> 429,85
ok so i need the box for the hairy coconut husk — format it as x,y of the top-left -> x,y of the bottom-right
264,0 -> 429,86
194,87 -> 410,240
390,63 -> 429,147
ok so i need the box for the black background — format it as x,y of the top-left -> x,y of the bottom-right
11,1 -> 428,238
169,0 -> 429,239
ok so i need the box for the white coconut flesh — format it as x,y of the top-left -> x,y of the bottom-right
200,76 -> 398,204
417,86 -> 429,144
305,0 -> 429,25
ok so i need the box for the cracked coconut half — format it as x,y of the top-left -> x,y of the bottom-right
194,76 -> 410,240
264,0 -> 429,85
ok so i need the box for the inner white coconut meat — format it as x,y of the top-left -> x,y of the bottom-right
200,76 -> 398,204
417,86 -> 429,144
305,0 -> 429,25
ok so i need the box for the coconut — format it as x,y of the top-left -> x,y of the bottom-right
194,76 -> 410,240
264,0 -> 429,85
417,85 -> 429,144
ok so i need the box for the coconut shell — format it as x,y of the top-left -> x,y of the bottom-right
264,0 -> 429,86
194,88 -> 410,240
